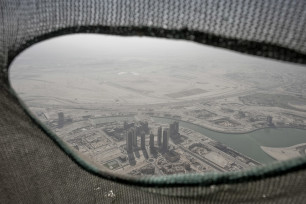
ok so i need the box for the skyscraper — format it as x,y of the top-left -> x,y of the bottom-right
169,121 -> 179,138
141,131 -> 146,149
132,127 -> 137,147
123,121 -> 128,130
135,125 -> 140,137
144,121 -> 149,133
158,126 -> 162,147
149,132 -> 154,149
169,123 -> 174,138
162,128 -> 169,152
126,130 -> 133,153
174,121 -> 179,138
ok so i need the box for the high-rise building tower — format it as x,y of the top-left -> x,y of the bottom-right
126,130 -> 133,153
169,121 -> 179,138
158,126 -> 162,147
141,131 -> 146,149
135,125 -> 140,136
144,121 -> 149,133
58,112 -> 64,128
132,127 -> 137,147
267,116 -> 273,126
174,121 -> 179,138
162,128 -> 169,152
124,121 -> 128,130
149,132 -> 154,149
174,121 -> 179,132
169,123 -> 174,138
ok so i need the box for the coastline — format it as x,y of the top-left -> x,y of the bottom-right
151,116 -> 306,135
261,143 -> 306,161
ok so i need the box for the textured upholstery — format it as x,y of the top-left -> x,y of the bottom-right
1,0 -> 306,203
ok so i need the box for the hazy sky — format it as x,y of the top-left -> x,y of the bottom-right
17,34 -> 224,60
11,33 -> 306,74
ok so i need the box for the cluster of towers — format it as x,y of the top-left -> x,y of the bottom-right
158,121 -> 180,152
125,121 -> 179,153
125,121 -> 149,153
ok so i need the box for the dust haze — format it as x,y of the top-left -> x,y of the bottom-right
9,34 -> 306,176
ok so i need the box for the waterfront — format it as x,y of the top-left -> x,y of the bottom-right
10,34 -> 306,175
92,116 -> 306,164
153,117 -> 306,164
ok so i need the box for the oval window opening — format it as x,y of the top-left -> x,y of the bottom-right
9,34 -> 306,177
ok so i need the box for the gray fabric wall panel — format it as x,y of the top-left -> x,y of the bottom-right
1,0 -> 306,203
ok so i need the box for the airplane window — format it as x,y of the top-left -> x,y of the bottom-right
9,34 -> 306,177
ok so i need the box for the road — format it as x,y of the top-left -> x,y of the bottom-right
178,145 -> 225,172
